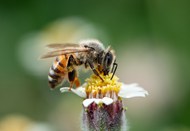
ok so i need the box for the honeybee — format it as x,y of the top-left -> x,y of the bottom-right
41,39 -> 118,90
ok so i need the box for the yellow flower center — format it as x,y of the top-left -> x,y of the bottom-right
85,73 -> 122,99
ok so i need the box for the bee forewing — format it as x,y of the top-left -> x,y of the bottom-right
40,48 -> 89,59
46,43 -> 80,49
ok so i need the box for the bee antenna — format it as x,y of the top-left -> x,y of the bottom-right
111,59 -> 118,80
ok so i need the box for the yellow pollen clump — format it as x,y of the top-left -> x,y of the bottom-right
85,73 -> 122,98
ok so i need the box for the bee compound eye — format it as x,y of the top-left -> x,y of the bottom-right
105,52 -> 113,66
103,51 -> 113,75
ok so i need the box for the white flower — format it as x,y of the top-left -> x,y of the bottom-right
60,86 -> 86,98
60,82 -> 148,107
118,83 -> 148,98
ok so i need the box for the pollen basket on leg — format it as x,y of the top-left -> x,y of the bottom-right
85,73 -> 122,100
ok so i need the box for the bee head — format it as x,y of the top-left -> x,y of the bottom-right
102,46 -> 115,75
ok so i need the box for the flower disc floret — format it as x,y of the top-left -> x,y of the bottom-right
85,73 -> 122,99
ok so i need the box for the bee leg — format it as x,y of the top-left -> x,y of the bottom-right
87,59 -> 104,81
68,69 -> 76,90
69,82 -> 74,91
111,60 -> 118,80
74,77 -> 80,87
111,59 -> 116,73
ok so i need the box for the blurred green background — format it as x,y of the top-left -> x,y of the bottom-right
0,0 -> 190,131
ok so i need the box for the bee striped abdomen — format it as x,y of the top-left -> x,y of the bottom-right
48,55 -> 68,89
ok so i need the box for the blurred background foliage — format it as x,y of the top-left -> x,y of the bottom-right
0,0 -> 190,131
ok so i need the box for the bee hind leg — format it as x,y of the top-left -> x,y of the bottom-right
74,77 -> 80,87
68,68 -> 78,90
69,82 -> 74,91
67,54 -> 81,90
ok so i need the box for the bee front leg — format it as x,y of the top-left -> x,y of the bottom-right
87,59 -> 104,81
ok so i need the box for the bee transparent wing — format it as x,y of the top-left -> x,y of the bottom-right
40,48 -> 89,59
46,43 -> 80,49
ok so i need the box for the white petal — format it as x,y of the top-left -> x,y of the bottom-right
102,97 -> 113,105
112,92 -> 118,102
83,99 -> 94,107
60,86 -> 86,98
60,87 -> 70,93
118,83 -> 148,98
94,99 -> 102,104
82,97 -> 114,107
